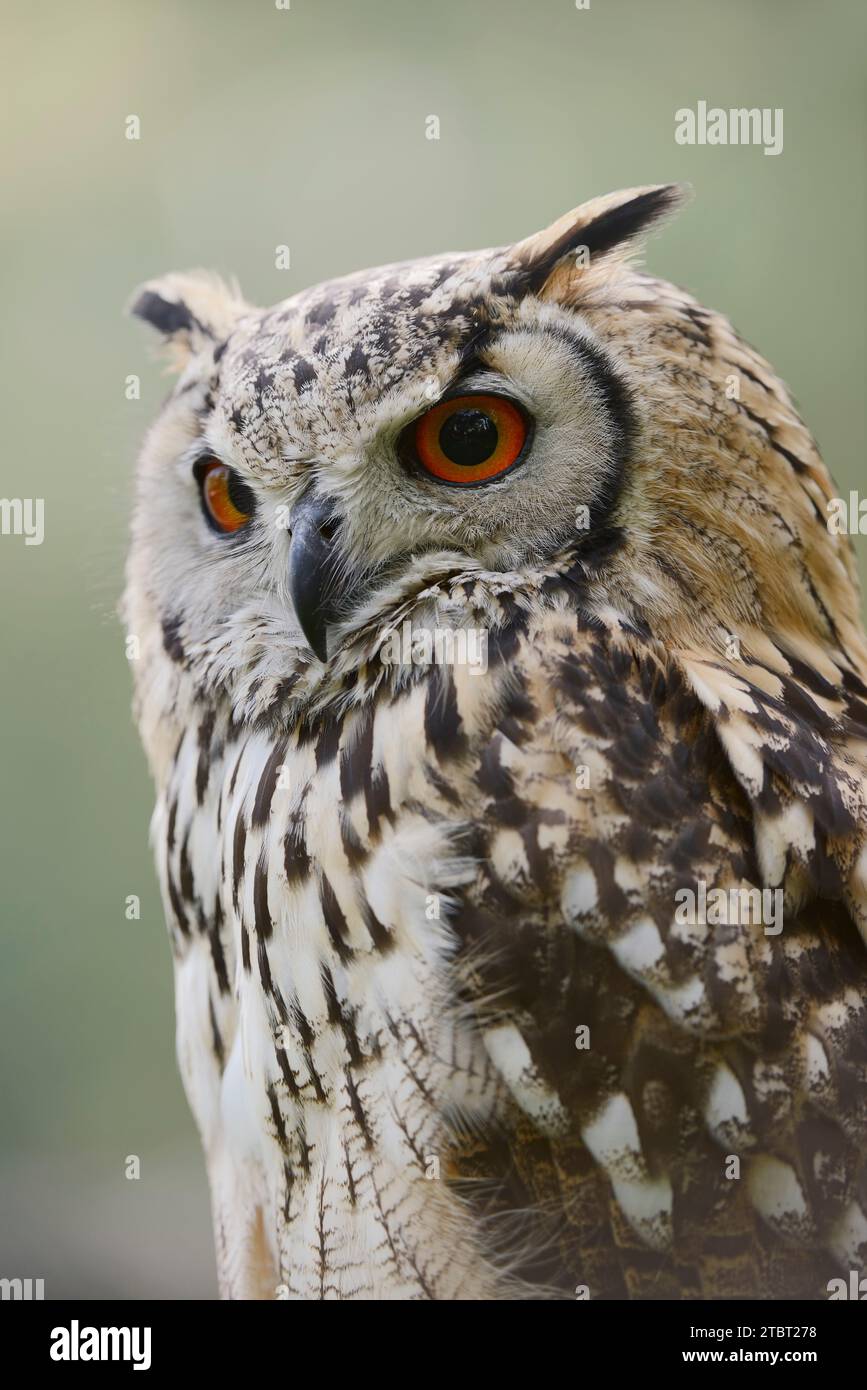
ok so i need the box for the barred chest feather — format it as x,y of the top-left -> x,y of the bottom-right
154,676 -> 511,1300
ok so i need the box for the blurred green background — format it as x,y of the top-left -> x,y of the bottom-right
1,0 -> 864,1299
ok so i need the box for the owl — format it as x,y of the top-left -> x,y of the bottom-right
125,185 -> 867,1300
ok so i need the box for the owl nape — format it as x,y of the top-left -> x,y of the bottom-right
126,185 -> 867,1300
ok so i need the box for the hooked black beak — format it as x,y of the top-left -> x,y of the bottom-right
287,492 -> 341,663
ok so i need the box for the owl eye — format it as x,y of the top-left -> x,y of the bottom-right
194,457 -> 255,534
404,392 -> 531,485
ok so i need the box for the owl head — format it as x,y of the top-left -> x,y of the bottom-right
125,184 -> 867,816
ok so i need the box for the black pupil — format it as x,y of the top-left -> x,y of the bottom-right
438,408 -> 498,467
226,470 -> 254,515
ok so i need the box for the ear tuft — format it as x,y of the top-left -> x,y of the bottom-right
508,184 -> 689,295
128,270 -> 250,368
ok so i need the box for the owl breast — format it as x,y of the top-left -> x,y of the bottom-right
157,680 -> 508,1299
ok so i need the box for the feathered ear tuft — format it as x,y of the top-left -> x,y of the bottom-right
127,270 -> 250,369
507,184 -> 689,295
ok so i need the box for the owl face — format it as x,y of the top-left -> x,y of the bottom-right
127,184 -> 863,751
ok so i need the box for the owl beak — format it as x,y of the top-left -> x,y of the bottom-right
287,492 -> 341,663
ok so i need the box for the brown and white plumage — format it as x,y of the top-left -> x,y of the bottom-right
125,185 -> 867,1298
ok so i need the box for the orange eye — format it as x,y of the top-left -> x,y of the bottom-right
407,393 -> 530,485
196,458 -> 255,534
